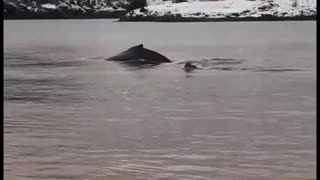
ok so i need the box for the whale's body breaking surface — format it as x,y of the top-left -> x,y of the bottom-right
106,44 -> 171,64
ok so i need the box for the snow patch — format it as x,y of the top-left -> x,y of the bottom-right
126,0 -> 316,18
147,0 -> 164,6
41,3 -> 57,9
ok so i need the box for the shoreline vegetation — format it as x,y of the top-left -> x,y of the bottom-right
4,0 -> 317,22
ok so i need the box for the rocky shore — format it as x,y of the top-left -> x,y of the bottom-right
3,1 -> 127,19
4,0 -> 317,21
119,13 -> 316,22
119,0 -> 317,22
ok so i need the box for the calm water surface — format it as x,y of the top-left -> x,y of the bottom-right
4,20 -> 316,180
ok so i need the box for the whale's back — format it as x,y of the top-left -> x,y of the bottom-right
106,44 -> 171,64
142,48 -> 171,63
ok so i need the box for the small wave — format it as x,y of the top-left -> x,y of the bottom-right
7,61 -> 85,68
18,174 -> 78,180
4,52 -> 87,69
176,58 -> 246,66
208,67 -> 306,72
252,67 -> 306,72
176,58 -> 306,73
5,57 -> 85,68
86,57 -> 106,60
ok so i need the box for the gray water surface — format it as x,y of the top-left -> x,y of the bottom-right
4,20 -> 316,180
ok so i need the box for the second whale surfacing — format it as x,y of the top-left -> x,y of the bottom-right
106,44 -> 172,65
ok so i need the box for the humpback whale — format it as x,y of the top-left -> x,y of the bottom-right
106,44 -> 171,65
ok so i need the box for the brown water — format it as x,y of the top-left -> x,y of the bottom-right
4,20 -> 316,180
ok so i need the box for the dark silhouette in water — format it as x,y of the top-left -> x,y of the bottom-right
183,62 -> 198,72
106,44 -> 172,65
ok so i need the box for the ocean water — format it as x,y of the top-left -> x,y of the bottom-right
4,20 -> 316,180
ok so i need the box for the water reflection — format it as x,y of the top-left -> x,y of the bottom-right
118,61 -> 160,70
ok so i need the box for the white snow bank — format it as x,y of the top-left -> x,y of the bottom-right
99,6 -> 116,11
127,0 -> 316,18
39,2 -> 125,12
147,0 -> 164,6
41,3 -> 57,9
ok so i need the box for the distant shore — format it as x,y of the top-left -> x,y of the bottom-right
118,14 -> 317,22
3,0 -> 317,22
4,11 -> 126,20
4,14 -> 316,21
3,1 -> 127,20
119,0 -> 317,22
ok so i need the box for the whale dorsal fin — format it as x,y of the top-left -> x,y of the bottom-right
129,44 -> 144,51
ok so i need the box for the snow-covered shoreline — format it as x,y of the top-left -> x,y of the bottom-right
119,15 -> 316,22
120,0 -> 317,22
4,1 -> 127,19
4,0 -> 316,21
